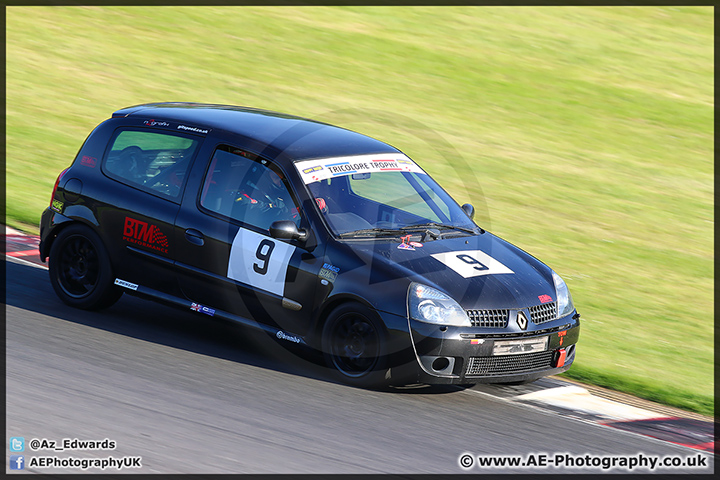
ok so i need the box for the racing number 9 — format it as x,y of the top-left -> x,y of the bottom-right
457,253 -> 488,271
254,239 -> 275,275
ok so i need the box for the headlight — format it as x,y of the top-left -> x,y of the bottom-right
408,282 -> 471,327
552,271 -> 575,318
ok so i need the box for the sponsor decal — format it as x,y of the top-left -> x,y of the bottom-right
397,234 -> 415,251
190,302 -> 216,316
371,158 -> 403,171
538,294 -> 553,304
322,263 -> 340,273
51,199 -> 63,213
318,262 -> 339,282
557,330 -> 567,346
276,330 -> 302,344
470,339 -> 484,345
123,217 -> 169,254
114,278 -> 138,290
409,241 -> 423,248
302,165 -> 323,174
80,155 -> 97,167
493,336 -> 548,356
326,161 -> 360,176
143,119 -> 170,127
516,311 -> 529,330
295,153 -> 425,184
177,124 -> 209,134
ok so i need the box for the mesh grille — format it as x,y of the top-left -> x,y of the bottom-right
466,309 -> 509,328
465,351 -> 554,377
529,302 -> 557,324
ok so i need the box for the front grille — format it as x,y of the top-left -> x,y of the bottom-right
466,309 -> 509,328
529,302 -> 557,324
465,351 -> 554,377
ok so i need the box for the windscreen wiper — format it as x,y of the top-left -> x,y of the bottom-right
400,223 -> 480,235
338,227 -> 406,239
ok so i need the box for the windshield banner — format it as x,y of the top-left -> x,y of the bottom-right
295,153 -> 425,184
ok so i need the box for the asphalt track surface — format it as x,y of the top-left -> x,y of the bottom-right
5,257 -> 714,474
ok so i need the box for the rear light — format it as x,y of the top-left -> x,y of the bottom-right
50,168 -> 70,205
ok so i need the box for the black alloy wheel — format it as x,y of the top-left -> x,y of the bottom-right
48,224 -> 122,310
322,302 -> 389,387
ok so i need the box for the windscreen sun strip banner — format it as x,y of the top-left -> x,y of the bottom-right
295,153 -> 425,184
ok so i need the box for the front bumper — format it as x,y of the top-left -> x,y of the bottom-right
401,312 -> 580,385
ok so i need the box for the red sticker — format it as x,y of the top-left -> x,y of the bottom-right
557,330 -> 567,346
397,234 -> 416,251
80,155 -> 97,168
123,216 -> 169,253
409,242 -> 423,248
538,294 -> 553,304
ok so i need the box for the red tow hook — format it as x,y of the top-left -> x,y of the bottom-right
553,348 -> 567,368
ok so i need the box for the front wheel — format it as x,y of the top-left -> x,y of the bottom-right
48,224 -> 123,310
321,302 -> 389,388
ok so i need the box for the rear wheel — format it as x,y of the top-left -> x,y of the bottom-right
48,224 -> 122,310
321,302 -> 389,388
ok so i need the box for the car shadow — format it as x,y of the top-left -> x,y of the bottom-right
5,259 -> 463,395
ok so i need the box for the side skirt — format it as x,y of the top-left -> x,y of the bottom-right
112,277 -> 308,347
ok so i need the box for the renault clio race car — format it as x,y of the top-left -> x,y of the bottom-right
39,103 -> 580,387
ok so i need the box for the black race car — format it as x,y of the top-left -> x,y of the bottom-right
39,103 -> 580,387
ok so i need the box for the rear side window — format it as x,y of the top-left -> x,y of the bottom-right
103,129 -> 200,200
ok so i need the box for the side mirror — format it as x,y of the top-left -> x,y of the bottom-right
461,203 -> 475,220
269,220 -> 308,242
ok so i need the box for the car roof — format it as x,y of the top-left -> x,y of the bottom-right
112,102 -> 401,161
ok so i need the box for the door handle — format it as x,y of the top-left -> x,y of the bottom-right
184,228 -> 204,246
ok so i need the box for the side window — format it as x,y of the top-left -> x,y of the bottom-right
200,146 -> 300,231
104,129 -> 200,200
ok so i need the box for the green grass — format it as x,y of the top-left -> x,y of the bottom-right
6,7 -> 713,415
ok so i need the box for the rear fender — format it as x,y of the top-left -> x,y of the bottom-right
39,207 -> 100,261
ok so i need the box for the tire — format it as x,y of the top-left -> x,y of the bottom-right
48,224 -> 123,310
321,302 -> 389,388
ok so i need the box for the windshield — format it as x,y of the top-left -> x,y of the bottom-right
295,154 -> 477,237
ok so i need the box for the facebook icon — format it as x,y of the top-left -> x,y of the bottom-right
10,455 -> 24,470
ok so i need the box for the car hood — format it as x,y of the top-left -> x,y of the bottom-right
340,231 -> 557,311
